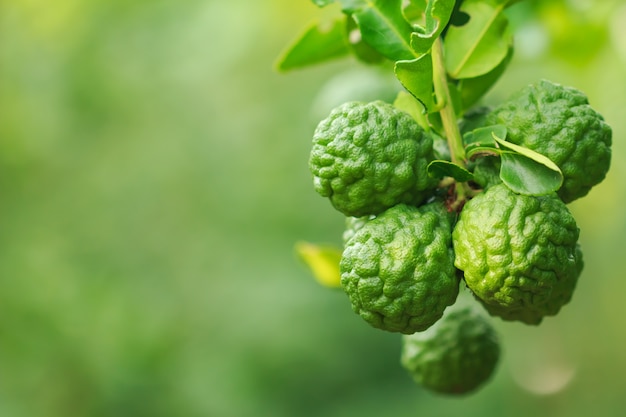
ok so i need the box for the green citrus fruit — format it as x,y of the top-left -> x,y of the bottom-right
401,298 -> 500,395
309,101 -> 438,217
452,184 -> 583,324
342,215 -> 372,246
487,80 -> 612,203
340,202 -> 459,334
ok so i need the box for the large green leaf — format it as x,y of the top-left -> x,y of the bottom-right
275,18 -> 349,71
443,0 -> 511,79
411,0 -> 456,55
394,54 -> 434,111
458,45 -> 513,109
346,15 -> 386,63
342,0 -> 415,61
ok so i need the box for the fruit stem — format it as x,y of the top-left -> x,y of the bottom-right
432,38 -> 471,206
432,38 -> 466,168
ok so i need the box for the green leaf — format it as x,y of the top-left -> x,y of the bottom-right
458,45 -> 513,109
464,125 -> 507,146
343,0 -> 415,61
443,0 -> 512,79
448,0 -> 470,26
402,0 -> 427,24
393,91 -> 430,130
411,0 -> 456,55
394,54 -> 434,112
464,125 -> 506,159
295,242 -> 343,288
428,111 -> 444,137
466,146 -> 500,160
275,18 -> 349,71
312,0 -> 336,6
447,81 -> 463,118
428,160 -> 474,182
494,136 -> 563,195
346,15 -> 386,64
499,152 -> 563,196
494,136 -> 561,173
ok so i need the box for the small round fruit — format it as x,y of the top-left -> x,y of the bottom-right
310,101 -> 438,217
340,202 -> 459,334
452,184 -> 583,324
401,301 -> 500,395
487,80 -> 611,203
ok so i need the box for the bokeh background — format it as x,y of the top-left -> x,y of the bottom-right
1,0 -> 625,416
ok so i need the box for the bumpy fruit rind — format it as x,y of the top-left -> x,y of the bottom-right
342,215 -> 372,247
452,184 -> 583,325
401,302 -> 500,395
310,101 -> 438,217
340,202 -> 459,334
487,79 -> 612,203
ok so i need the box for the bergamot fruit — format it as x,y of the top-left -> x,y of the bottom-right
487,79 -> 612,203
400,298 -> 500,395
309,101 -> 438,217
342,215 -> 372,246
452,184 -> 583,325
340,202 -> 459,334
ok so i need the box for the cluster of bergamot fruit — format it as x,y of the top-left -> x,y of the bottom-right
309,80 -> 611,394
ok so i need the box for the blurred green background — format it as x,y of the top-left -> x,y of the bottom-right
1,0 -> 625,416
